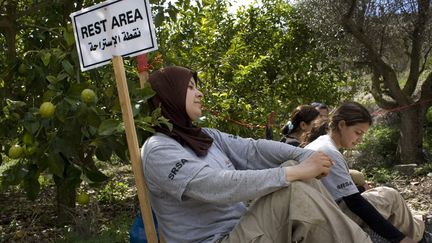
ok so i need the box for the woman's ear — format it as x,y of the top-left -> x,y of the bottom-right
300,121 -> 308,131
337,120 -> 346,130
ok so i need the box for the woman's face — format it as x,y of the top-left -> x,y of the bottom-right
185,77 -> 203,121
337,121 -> 369,149
318,108 -> 329,118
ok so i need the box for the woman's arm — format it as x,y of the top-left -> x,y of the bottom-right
204,128 -> 314,170
343,193 -> 405,242
184,166 -> 287,203
185,152 -> 333,203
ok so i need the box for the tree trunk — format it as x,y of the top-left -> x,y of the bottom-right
54,175 -> 78,225
397,106 -> 426,164
53,159 -> 83,224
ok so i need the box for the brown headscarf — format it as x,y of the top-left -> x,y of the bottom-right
148,66 -> 213,157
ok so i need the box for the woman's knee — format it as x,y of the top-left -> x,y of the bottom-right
255,182 -> 313,215
376,186 -> 401,202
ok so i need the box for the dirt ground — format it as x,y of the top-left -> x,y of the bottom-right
0,168 -> 431,242
0,165 -> 137,243
390,174 -> 432,214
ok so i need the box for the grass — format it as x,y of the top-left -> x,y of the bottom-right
56,212 -> 131,243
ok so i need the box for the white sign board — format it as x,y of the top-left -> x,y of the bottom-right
70,0 -> 158,71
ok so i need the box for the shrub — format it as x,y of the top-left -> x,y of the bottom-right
414,163 -> 432,176
367,167 -> 397,184
356,125 -> 399,168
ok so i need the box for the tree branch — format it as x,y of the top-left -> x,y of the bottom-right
341,0 -> 408,105
420,71 -> 432,101
420,46 -> 432,74
403,0 -> 430,96
371,68 -> 398,109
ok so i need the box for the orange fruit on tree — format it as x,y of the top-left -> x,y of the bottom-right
8,144 -> 24,159
81,88 -> 97,104
39,102 -> 55,118
77,192 -> 90,205
22,133 -> 33,145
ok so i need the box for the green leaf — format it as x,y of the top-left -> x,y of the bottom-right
23,113 -> 40,134
82,167 -> 109,183
138,84 -> 156,102
41,52 -> 51,66
54,101 -> 70,123
98,119 -> 122,136
154,11 -> 165,27
51,137 -> 78,158
113,140 -> 128,162
63,28 -> 75,47
57,72 -> 69,81
46,75 -> 58,84
47,153 -> 65,178
66,83 -> 88,99
95,143 -> 113,161
167,4 -> 178,21
85,107 -> 102,128
62,60 -> 74,76
75,103 -> 89,118
66,164 -> 82,182
6,99 -> 26,109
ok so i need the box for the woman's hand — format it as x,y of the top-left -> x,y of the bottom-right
284,151 -> 333,182
362,182 -> 372,190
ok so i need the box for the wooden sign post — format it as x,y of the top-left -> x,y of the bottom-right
70,0 -> 158,242
112,56 -> 157,242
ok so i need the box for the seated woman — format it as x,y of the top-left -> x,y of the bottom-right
310,102 -> 329,118
304,102 -> 426,243
280,105 -> 319,146
141,66 -> 372,243
303,118 -> 371,193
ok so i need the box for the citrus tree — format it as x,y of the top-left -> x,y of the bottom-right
155,0 -> 354,138
0,0 -> 165,222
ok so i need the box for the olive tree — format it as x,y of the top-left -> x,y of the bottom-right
297,0 -> 432,164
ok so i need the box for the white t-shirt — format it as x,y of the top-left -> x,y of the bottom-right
305,135 -> 359,201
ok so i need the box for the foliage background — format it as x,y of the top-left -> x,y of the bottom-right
155,0 -> 355,138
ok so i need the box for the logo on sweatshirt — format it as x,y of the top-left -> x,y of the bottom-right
336,181 -> 354,190
168,159 -> 188,180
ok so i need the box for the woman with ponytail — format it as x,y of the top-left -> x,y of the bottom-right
280,105 -> 320,146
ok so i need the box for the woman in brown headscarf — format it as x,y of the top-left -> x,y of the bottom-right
141,66 -> 372,243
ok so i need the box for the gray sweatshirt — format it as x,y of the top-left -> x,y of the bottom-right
141,128 -> 314,243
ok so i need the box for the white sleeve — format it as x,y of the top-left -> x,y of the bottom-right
320,149 -> 359,200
